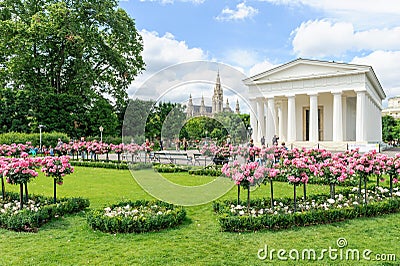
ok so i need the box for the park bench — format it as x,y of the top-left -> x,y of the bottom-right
153,151 -> 191,165
192,152 -> 208,166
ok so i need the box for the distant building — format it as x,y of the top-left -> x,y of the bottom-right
186,72 -> 240,118
382,96 -> 400,119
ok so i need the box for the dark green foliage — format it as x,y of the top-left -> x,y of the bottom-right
0,192 -> 89,232
69,160 -> 152,170
0,0 -> 145,137
86,200 -> 186,233
153,164 -> 191,173
0,132 -> 69,147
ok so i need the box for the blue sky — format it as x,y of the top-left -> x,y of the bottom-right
119,0 -> 400,109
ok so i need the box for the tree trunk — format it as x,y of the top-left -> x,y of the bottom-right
53,179 -> 57,203
364,176 -> 368,205
270,180 -> 274,210
19,183 -> 24,209
247,183 -> 250,211
24,182 -> 28,203
293,184 -> 297,213
303,182 -> 307,200
390,174 -> 393,197
1,177 -> 5,199
237,185 -> 240,205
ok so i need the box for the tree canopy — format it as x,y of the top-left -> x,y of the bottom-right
0,0 -> 144,137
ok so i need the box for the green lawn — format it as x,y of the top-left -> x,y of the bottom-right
1,167 -> 399,265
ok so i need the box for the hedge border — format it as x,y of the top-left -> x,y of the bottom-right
86,200 -> 186,234
0,192 -> 90,232
214,187 -> 400,232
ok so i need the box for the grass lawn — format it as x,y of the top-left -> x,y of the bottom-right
1,167 -> 399,265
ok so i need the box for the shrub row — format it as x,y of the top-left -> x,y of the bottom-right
70,160 -> 153,170
153,163 -> 191,173
188,168 -> 222,176
214,188 -> 400,232
0,192 -> 90,232
0,132 -> 69,147
86,200 -> 186,233
70,160 -> 129,170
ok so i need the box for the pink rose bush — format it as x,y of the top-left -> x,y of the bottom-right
41,156 -> 74,203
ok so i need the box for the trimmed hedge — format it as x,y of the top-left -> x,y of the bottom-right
70,160 -> 154,170
86,200 -> 186,233
0,192 -> 90,232
213,187 -> 400,232
188,168 -> 222,176
70,160 -> 129,170
0,132 -> 69,147
153,163 -> 191,173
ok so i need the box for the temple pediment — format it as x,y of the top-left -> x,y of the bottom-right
244,58 -> 370,84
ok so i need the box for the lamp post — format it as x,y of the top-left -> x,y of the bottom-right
99,126 -> 104,142
38,125 -> 45,151
205,130 -> 208,145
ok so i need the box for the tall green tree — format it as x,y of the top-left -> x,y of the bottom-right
0,0 -> 144,136
382,115 -> 399,142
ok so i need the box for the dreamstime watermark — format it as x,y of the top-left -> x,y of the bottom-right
257,238 -> 397,262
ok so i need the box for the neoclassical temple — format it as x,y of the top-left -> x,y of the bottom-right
243,58 -> 386,147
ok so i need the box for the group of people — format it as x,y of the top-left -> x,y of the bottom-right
260,135 -> 287,150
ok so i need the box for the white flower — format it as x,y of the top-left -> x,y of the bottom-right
327,198 -> 335,204
239,210 -> 245,215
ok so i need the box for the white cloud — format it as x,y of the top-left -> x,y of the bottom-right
139,0 -> 204,4
248,60 -> 276,77
223,49 -> 260,69
350,51 -> 400,98
291,20 -> 400,58
128,30 -> 207,98
216,2 -> 258,21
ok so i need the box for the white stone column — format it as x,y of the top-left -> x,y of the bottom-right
257,98 -> 265,142
342,95 -> 347,141
332,92 -> 343,141
287,95 -> 296,142
309,93 -> 319,142
267,97 -> 276,144
277,102 -> 284,142
249,99 -> 258,141
356,91 -> 366,142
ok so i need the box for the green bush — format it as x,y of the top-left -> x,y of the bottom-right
153,164 -> 191,173
0,192 -> 90,232
188,168 -> 222,176
86,200 -> 186,233
69,160 -> 152,170
0,132 -> 69,147
214,188 -> 400,232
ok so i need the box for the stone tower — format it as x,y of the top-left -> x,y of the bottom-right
212,71 -> 223,114
200,95 -> 206,116
235,99 -> 240,114
187,94 -> 194,117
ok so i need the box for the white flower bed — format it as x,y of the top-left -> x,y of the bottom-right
103,204 -> 172,219
229,187 -> 400,217
0,199 -> 43,215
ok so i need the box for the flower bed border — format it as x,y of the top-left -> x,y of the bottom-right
0,192 -> 90,232
213,187 -> 400,232
86,200 -> 186,233
70,160 -> 153,170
